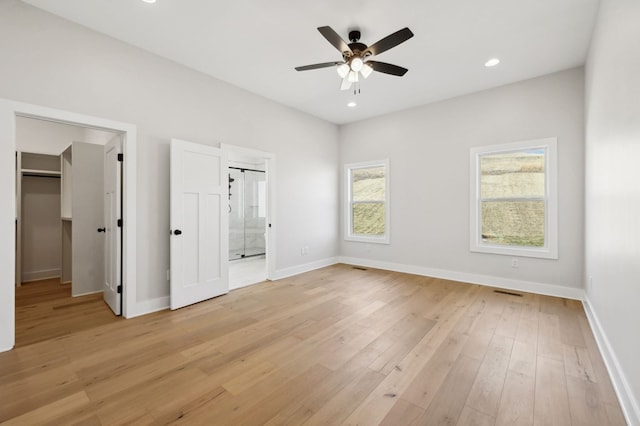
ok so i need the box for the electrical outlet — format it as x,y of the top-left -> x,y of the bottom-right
301,246 -> 309,256
588,275 -> 593,292
511,258 -> 519,268
166,269 -> 170,281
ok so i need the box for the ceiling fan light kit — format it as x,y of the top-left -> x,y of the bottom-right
295,26 -> 414,94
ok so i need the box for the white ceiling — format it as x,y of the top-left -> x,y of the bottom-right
23,0 -> 600,125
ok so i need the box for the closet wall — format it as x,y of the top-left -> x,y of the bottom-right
17,153 -> 62,283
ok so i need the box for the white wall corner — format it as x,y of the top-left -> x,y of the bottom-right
273,257 -> 339,281
337,256 -> 585,300
582,296 -> 640,426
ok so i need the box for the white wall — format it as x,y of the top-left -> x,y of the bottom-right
0,0 -> 339,349
20,175 -> 61,282
585,0 -> 640,422
340,68 -> 585,297
16,116 -> 114,155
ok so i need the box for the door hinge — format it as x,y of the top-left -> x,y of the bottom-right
117,218 -> 123,227
117,153 -> 124,162
117,284 -> 122,294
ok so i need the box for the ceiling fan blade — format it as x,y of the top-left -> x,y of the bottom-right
365,27 -> 414,57
318,26 -> 353,55
367,61 -> 409,76
295,61 -> 342,71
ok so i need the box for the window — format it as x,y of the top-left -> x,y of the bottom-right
345,160 -> 390,244
470,138 -> 557,259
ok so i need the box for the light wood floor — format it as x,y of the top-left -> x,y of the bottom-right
14,278 -> 122,347
1,265 -> 625,425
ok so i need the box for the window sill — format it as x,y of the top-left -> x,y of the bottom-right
345,235 -> 390,245
470,243 -> 557,259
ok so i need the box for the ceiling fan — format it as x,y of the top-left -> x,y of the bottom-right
295,26 -> 414,92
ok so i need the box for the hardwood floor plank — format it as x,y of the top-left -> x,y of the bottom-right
563,343 -> 597,383
305,368 -> 386,425
509,339 -> 537,378
456,406 -> 496,426
577,315 -> 622,407
379,398 -> 424,425
533,356 -> 571,425
495,300 -> 522,339
2,391 -> 92,426
495,370 -> 535,426
416,354 -> 482,425
465,334 -> 514,417
537,313 -> 564,362
566,375 -> 614,425
401,332 -> 470,409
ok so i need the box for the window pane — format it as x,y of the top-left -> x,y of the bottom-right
352,166 -> 385,202
480,149 -> 545,199
352,202 -> 385,235
481,200 -> 545,247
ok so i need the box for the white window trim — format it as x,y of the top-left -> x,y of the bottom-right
345,159 -> 390,244
469,137 -> 558,259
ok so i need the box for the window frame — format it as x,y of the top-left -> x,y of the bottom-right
345,159 -> 390,244
469,137 -> 558,259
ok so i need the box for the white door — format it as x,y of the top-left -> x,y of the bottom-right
170,139 -> 229,310
103,135 -> 122,315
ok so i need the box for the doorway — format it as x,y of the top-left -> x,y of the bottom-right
14,117 -> 122,346
223,144 -> 276,290
0,99 -> 137,352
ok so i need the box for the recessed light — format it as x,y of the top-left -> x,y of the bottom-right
141,0 -> 156,3
347,101 -> 357,108
485,58 -> 500,67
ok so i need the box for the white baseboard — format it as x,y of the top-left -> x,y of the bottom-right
273,257 -> 339,281
72,290 -> 103,297
337,256 -> 584,300
21,268 -> 61,283
583,296 -> 640,426
128,296 -> 170,318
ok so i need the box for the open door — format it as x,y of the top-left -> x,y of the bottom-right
103,135 -> 122,315
170,139 -> 229,310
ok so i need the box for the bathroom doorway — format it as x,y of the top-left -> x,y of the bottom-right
223,144 -> 275,290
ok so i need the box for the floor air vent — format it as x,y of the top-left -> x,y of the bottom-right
352,266 -> 368,271
494,289 -> 523,297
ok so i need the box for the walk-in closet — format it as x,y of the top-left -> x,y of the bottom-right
15,117 -> 118,297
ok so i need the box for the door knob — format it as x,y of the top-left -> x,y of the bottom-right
173,229 -> 182,235
97,227 -> 106,233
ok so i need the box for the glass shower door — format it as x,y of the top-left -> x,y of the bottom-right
228,168 -> 266,260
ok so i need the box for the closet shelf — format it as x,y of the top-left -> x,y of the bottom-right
21,168 -> 61,177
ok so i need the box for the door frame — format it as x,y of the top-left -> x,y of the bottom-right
0,99 -> 137,351
221,143 -> 276,281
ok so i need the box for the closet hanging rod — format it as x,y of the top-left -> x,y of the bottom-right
22,173 -> 61,179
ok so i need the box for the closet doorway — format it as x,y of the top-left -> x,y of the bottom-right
223,144 -> 276,290
0,100 -> 137,351
14,117 -> 123,344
